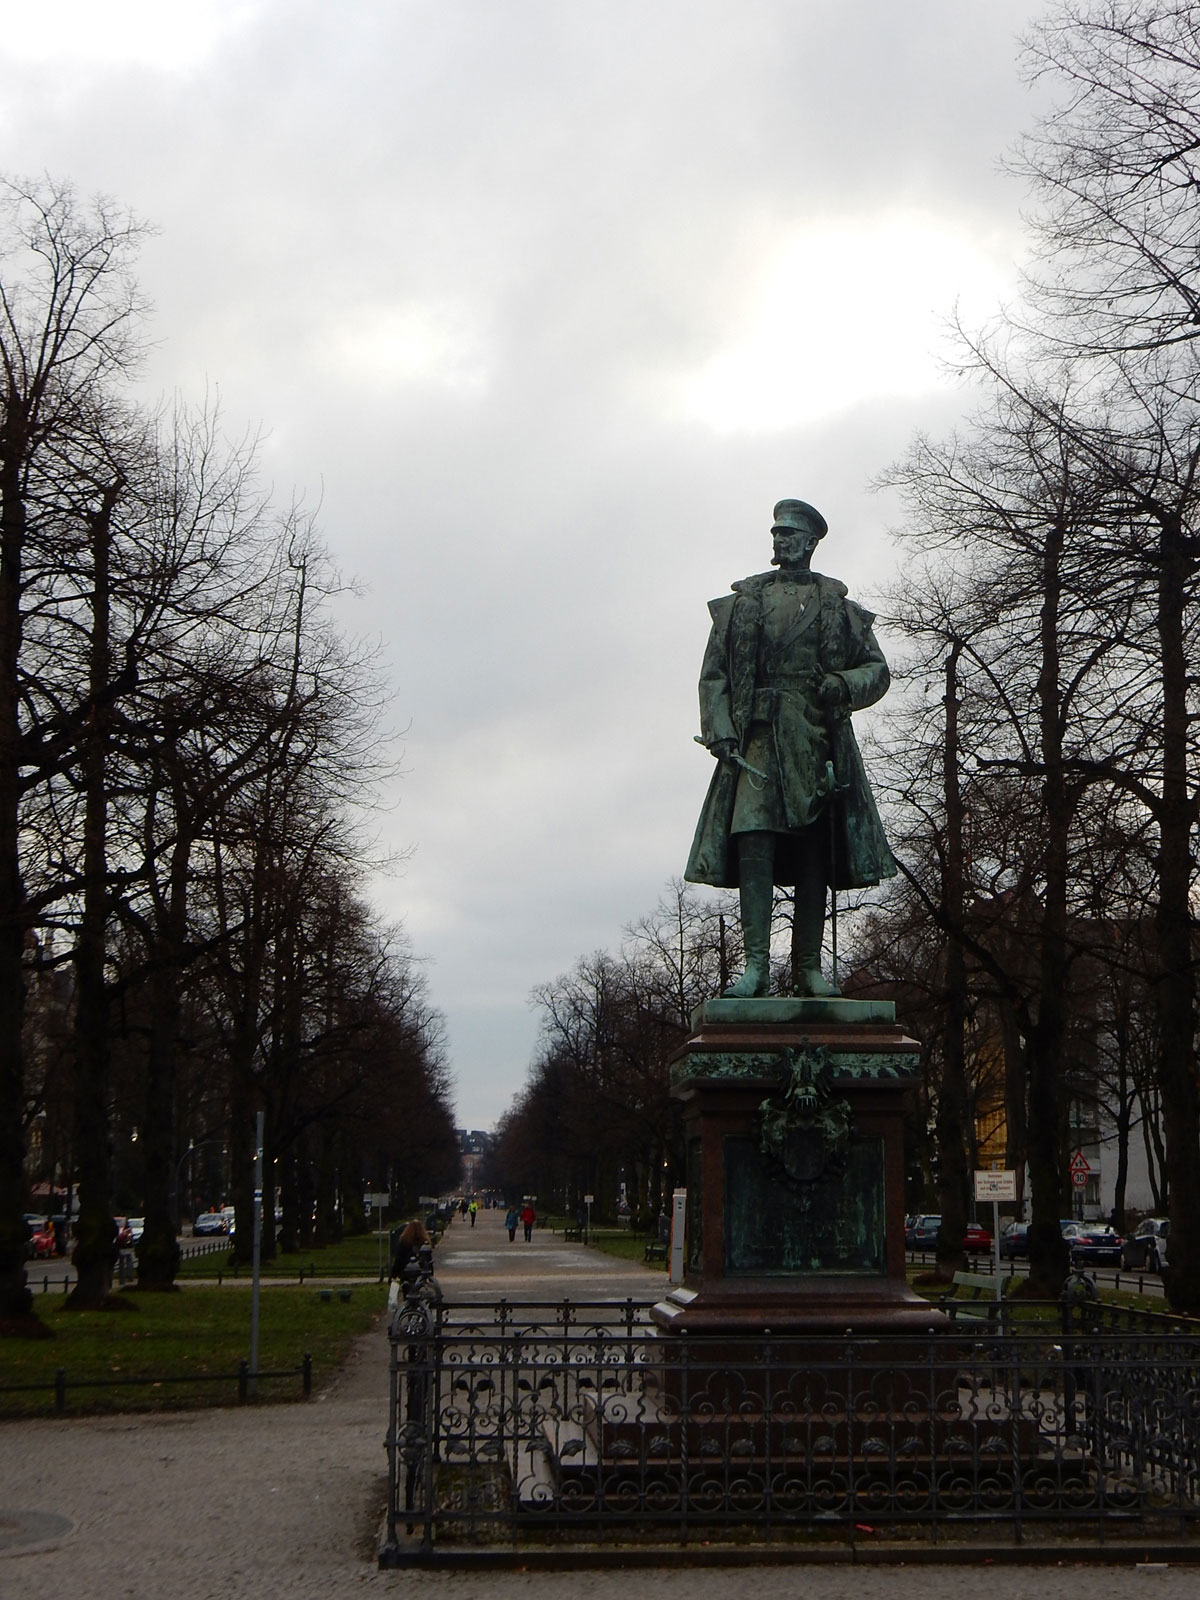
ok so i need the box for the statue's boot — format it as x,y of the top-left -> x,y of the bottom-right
723,841 -> 773,998
793,852 -> 840,997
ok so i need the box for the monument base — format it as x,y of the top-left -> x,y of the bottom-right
651,995 -> 942,1337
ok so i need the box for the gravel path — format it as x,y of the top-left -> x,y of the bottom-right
2,1214 -> 1196,1594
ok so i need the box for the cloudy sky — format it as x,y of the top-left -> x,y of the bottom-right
3,0 -> 1049,1128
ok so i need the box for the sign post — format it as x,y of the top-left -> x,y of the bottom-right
250,1110 -> 264,1397
583,1193 -> 594,1246
1068,1151 -> 1091,1214
366,1193 -> 389,1280
668,1188 -> 687,1285
974,1169 -> 1017,1295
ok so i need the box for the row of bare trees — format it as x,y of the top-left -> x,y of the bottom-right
1,178 -> 456,1320
845,1 -> 1200,1308
493,885 -> 736,1222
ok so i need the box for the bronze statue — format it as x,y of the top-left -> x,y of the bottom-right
685,499 -> 896,997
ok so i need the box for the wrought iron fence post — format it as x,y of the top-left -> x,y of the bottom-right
679,1329 -> 689,1547
385,1319 -> 401,1551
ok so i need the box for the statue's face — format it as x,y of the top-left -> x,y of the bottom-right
771,523 -> 821,568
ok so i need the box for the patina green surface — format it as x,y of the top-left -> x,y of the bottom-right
692,995 -> 896,1028
725,1044 -> 885,1274
725,1135 -> 886,1275
684,498 -> 896,999
671,1044 -> 919,1088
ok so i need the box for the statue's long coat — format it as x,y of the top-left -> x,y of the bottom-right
684,570 -> 897,891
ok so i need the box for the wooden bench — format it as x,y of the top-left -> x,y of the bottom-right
940,1270 -> 1007,1329
643,1240 -> 668,1263
563,1227 -> 583,1242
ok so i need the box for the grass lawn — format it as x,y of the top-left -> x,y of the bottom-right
0,1282 -> 387,1417
176,1230 -> 398,1280
544,1216 -> 667,1271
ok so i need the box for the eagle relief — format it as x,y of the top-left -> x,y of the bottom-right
758,1045 -> 853,1186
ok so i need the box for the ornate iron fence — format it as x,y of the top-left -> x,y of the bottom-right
381,1290 -> 1200,1560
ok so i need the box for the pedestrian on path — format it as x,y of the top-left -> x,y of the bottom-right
520,1201 -> 536,1241
469,1198 -> 478,1227
505,1204 -> 519,1241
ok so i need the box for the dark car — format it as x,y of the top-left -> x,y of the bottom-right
1063,1223 -> 1122,1266
905,1215 -> 992,1251
1121,1217 -> 1168,1272
905,1214 -> 941,1248
999,1221 -> 1031,1259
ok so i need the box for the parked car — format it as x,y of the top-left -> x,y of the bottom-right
25,1214 -> 54,1259
1062,1223 -> 1123,1266
29,1221 -> 56,1259
192,1211 -> 228,1236
905,1214 -> 941,1248
905,1214 -> 992,1251
1121,1217 -> 1169,1273
999,1221 -> 1031,1259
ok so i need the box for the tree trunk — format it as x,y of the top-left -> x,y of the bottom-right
1026,518 -> 1070,1293
933,643 -> 968,1281
69,492 -> 120,1308
0,417 -> 30,1320
137,815 -> 189,1289
1155,519 -> 1200,1310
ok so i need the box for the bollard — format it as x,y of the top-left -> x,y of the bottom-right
238,1359 -> 249,1405
43,1275 -> 48,1294
63,1276 -> 68,1295
302,1352 -> 312,1397
55,1368 -> 66,1412
218,1270 -> 222,1285
299,1268 -> 304,1284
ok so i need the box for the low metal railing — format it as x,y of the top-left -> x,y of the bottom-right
381,1291 -> 1200,1560
0,1353 -> 312,1413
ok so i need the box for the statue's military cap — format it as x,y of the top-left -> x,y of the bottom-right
771,499 -> 827,538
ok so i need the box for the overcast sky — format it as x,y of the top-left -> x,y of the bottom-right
3,0 -> 1050,1128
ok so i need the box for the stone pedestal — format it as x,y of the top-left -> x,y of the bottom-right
651,995 -> 942,1336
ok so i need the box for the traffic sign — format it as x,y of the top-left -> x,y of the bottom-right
1069,1150 -> 1090,1174
974,1170 -> 1016,1202
1070,1169 -> 1088,1189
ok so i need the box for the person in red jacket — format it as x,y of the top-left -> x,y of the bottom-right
519,1202 -> 536,1242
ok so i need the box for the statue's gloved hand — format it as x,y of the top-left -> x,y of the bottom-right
709,738 -> 739,762
818,674 -> 849,708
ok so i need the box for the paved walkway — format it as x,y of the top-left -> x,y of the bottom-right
0,1211 -> 1195,1596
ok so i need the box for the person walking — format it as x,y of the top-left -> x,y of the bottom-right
520,1201 -> 536,1242
505,1204 -> 519,1242
468,1198 -> 478,1227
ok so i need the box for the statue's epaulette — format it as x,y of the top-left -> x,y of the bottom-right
810,571 -> 848,598
729,571 -> 773,595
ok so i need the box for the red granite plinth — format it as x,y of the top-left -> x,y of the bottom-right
650,997 -> 945,1337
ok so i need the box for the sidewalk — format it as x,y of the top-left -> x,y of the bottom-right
1,1211 -> 1193,1597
